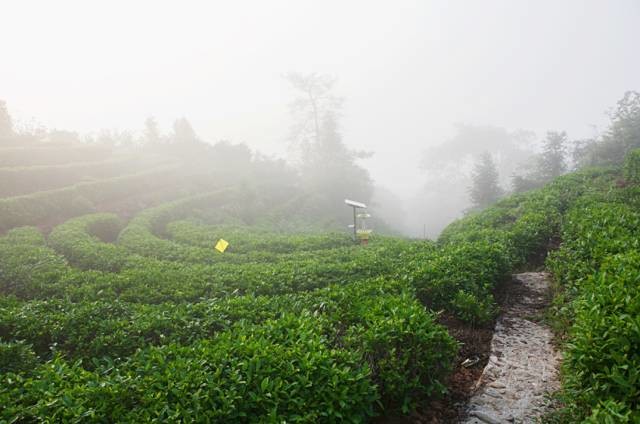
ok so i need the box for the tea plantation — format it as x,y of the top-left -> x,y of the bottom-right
1,145 -> 639,421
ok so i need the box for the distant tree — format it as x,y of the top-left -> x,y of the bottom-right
571,138 -> 597,168
469,152 -> 502,210
574,91 -> 640,167
510,131 -> 568,193
422,124 -> 534,186
171,118 -> 199,144
606,90 -> 640,159
0,100 -> 14,138
510,175 -> 538,193
286,72 -> 343,159
209,141 -> 253,175
419,124 -> 535,227
252,152 -> 298,188
535,131 -> 568,182
301,111 -> 373,202
142,117 -> 162,144
286,72 -> 373,219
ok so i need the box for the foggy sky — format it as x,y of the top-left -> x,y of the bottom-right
2,0 -> 639,202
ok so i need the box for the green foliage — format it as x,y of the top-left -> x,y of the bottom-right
545,182 -> 640,420
0,167 -> 181,233
512,131 -> 569,191
469,152 -> 502,210
0,235 -> 69,299
563,253 -> 640,421
344,293 -> 457,412
0,282 -> 457,420
1,316 -> 377,422
1,213 -> 458,419
1,226 -> 45,246
623,148 -> 640,184
48,213 -> 126,272
575,91 -> 640,167
3,163 -> 622,420
0,340 -> 38,374
537,131 -> 568,181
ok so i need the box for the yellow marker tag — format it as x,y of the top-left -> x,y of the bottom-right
214,239 -> 229,253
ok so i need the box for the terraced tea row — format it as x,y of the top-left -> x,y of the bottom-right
1,162 -> 629,421
546,165 -> 640,421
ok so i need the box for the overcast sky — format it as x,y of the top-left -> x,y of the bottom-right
2,0 -> 639,198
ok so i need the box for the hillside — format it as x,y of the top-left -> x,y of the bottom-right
1,145 -> 639,422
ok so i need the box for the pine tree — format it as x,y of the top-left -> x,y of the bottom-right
536,131 -> 567,182
469,152 -> 502,209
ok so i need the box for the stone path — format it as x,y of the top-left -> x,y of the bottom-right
462,273 -> 561,424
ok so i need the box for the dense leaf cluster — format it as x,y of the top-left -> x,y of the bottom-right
547,179 -> 640,421
2,163 -> 629,421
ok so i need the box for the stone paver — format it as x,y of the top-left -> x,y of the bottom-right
462,272 -> 561,424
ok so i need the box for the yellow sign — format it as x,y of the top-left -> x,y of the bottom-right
214,239 -> 229,253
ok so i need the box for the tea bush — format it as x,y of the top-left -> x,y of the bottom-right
3,164 -> 625,421
0,167 -> 179,233
547,196 -> 640,421
48,213 -> 126,272
623,148 -> 640,184
0,340 -> 38,374
0,315 -> 378,422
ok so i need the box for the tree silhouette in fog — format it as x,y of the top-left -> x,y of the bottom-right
171,118 -> 199,144
286,73 -> 373,220
575,91 -> 640,167
469,152 -> 502,210
143,117 -> 162,144
536,131 -> 568,182
0,100 -> 14,138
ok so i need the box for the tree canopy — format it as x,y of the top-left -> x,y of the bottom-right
469,152 -> 502,210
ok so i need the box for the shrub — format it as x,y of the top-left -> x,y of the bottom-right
623,148 -> 640,184
345,293 -> 457,412
0,340 -> 38,374
0,315 -> 378,423
562,253 -> 640,420
48,213 -> 126,272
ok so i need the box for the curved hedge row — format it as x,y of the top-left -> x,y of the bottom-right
426,169 -> 614,325
0,157 -> 153,198
4,221 -> 417,306
2,315 -> 378,422
166,220 -> 354,254
0,167 -> 180,233
48,213 -> 126,272
3,165 -> 626,421
1,277 -> 457,420
117,188 -> 242,263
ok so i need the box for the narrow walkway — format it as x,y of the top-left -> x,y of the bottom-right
462,272 -> 561,424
